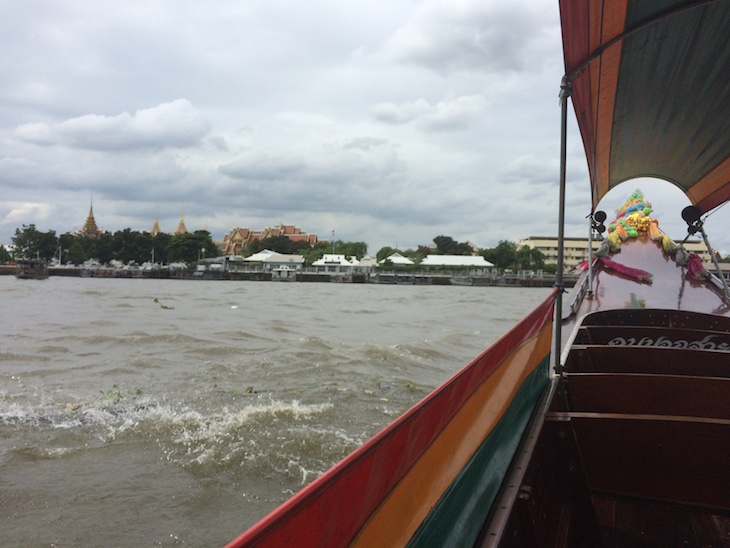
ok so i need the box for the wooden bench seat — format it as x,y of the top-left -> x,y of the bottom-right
564,345 -> 730,377
564,373 -> 730,419
573,325 -> 730,349
545,412 -> 730,511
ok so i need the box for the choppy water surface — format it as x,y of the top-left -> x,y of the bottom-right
0,277 -> 550,546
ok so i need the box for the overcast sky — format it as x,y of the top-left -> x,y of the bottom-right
2,0 -> 729,256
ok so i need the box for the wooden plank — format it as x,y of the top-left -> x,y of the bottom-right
581,309 -> 730,331
613,497 -> 697,545
565,373 -> 730,419
574,325 -> 730,350
591,495 -> 730,546
565,346 -> 730,377
559,414 -> 730,511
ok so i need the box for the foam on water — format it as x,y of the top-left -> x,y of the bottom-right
1,391 -> 357,485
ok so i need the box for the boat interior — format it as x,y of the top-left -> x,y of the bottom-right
481,234 -> 730,547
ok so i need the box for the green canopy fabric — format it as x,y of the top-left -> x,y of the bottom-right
560,0 -> 730,213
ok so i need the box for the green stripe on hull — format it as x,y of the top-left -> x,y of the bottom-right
407,355 -> 550,547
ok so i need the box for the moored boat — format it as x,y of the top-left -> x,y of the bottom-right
14,259 -> 49,280
228,1 -> 730,545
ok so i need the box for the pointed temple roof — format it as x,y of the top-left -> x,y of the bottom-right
173,209 -> 189,235
78,198 -> 101,238
150,212 -> 161,236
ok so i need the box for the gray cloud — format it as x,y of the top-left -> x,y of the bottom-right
219,155 -> 308,182
13,100 -> 210,151
372,95 -> 487,131
378,0 -> 555,75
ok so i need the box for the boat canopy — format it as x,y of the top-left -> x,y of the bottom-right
559,0 -> 730,213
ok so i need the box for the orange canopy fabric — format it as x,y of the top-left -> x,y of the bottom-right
559,0 -> 730,213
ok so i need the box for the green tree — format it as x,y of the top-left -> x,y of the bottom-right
482,240 -> 517,270
433,235 -> 471,255
66,241 -> 88,265
133,231 -> 154,264
82,232 -> 114,264
333,240 -> 367,260
376,246 -> 423,264
152,232 -> 172,264
111,229 -> 155,264
242,238 -> 266,256
0,245 -> 12,263
415,245 -> 431,260
112,228 -> 138,264
300,243 -> 328,264
12,224 -> 58,260
166,230 -> 217,265
58,232 -> 77,263
401,248 -> 421,262
376,246 -> 398,262
274,235 -> 299,254
37,230 -> 58,261
243,236 -> 297,256
515,245 -> 545,270
12,224 -> 42,259
530,247 -> 546,269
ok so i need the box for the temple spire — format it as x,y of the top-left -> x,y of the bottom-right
150,210 -> 161,236
78,193 -> 101,238
173,207 -> 189,235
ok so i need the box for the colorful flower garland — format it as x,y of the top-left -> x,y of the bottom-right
592,189 -> 707,281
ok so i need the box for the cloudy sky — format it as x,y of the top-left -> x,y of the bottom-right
2,0 -> 729,256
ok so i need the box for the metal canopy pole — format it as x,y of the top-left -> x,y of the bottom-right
554,77 -> 571,376
699,225 -> 730,299
587,216 -> 594,295
682,205 -> 730,300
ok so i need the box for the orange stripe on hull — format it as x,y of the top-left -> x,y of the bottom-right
351,325 -> 553,546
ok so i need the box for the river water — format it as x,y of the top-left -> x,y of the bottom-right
0,276 -> 550,546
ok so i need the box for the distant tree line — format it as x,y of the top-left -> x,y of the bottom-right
8,224 -> 218,267
2,226 -> 558,272
9,226 -> 728,271
2,224 -> 369,267
375,236 -> 552,272
376,235 -> 473,263
242,236 -> 367,264
482,240 -> 552,272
